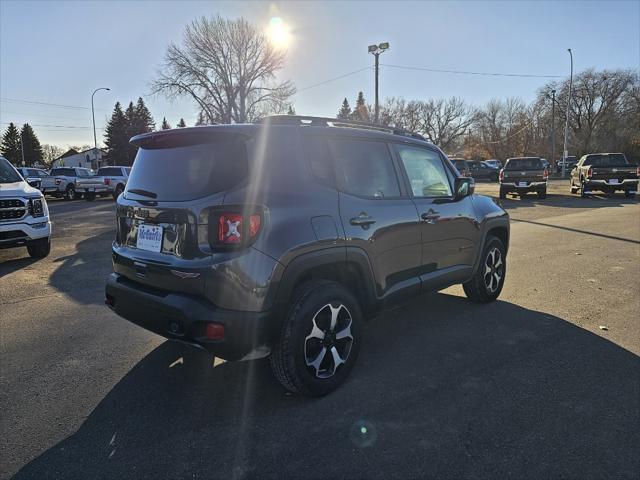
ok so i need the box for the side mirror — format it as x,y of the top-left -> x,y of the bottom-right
455,177 -> 475,199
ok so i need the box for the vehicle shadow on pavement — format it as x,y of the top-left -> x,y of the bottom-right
0,256 -> 43,278
47,230 -> 114,305
492,192 -> 638,213
12,293 -> 640,480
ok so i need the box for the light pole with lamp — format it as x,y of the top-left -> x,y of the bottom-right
561,48 -> 573,178
91,87 -> 110,167
367,42 -> 389,124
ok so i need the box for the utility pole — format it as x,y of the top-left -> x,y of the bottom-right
551,89 -> 556,171
91,87 -> 110,167
367,42 -> 389,124
561,48 -> 573,178
20,129 -> 25,166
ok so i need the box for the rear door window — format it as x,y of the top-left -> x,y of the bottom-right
328,138 -> 400,198
125,138 -> 248,201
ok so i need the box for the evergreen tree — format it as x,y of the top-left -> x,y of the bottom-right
133,97 -> 155,133
20,124 -> 43,166
352,91 -> 369,122
337,98 -> 352,119
104,102 -> 130,166
177,118 -> 186,128
287,105 -> 296,115
161,117 -> 171,130
195,111 -> 206,126
1,122 -> 22,165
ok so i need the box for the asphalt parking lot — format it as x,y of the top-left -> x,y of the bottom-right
1,179 -> 639,479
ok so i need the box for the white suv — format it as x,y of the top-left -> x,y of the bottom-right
0,156 -> 51,257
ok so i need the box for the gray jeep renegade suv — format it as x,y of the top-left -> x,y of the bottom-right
105,115 -> 510,396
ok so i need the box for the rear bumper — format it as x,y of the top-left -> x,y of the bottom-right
0,219 -> 51,249
76,185 -> 108,194
585,179 -> 638,191
501,181 -> 547,192
105,273 -> 273,361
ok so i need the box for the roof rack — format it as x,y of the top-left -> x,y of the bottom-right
257,115 -> 427,141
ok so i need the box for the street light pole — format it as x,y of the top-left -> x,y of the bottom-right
91,87 -> 110,166
561,48 -> 573,178
551,89 -> 556,171
368,42 -> 389,124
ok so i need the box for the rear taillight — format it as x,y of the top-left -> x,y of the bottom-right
587,167 -> 593,178
543,169 -> 549,180
499,169 -> 504,182
206,323 -> 225,340
216,212 -> 261,245
636,166 -> 640,177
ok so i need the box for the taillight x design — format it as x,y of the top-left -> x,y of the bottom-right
214,211 -> 262,246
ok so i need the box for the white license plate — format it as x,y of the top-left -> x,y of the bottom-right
88,187 -> 95,192
608,179 -> 619,184
137,224 -> 163,252
517,181 -> 527,187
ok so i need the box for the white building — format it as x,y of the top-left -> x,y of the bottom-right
51,148 -> 107,171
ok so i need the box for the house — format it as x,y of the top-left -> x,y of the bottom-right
51,148 -> 107,170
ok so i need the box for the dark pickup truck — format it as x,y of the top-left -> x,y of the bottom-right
570,153 -> 638,198
499,157 -> 548,199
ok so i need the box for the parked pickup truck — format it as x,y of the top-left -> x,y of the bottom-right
16,167 -> 50,190
95,166 -> 131,200
570,153 -> 638,198
41,167 -> 108,201
499,157 -> 548,199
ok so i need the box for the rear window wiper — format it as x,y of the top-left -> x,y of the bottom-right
128,188 -> 158,199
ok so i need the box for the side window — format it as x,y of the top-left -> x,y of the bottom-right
395,145 -> 453,198
328,138 -> 400,198
305,135 -> 335,187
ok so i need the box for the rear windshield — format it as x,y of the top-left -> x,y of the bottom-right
505,158 -> 543,170
583,154 -> 629,167
97,167 -> 123,176
125,139 -> 247,201
50,168 -> 76,177
452,160 -> 467,169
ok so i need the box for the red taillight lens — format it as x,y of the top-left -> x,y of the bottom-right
206,323 -> 225,340
587,167 -> 593,178
499,169 -> 504,182
543,169 -> 549,180
636,166 -> 640,177
217,213 -> 261,245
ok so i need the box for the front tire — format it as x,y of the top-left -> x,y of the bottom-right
270,280 -> 362,397
27,237 -> 51,258
463,236 -> 506,303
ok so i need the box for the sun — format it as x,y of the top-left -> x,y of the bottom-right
267,17 -> 290,49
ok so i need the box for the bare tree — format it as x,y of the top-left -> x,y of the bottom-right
152,15 -> 296,124
41,144 -> 64,168
418,97 -> 476,152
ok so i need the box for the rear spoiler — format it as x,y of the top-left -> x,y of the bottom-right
130,126 -> 254,149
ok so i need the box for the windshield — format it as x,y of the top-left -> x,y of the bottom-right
0,158 -> 23,183
583,154 -> 629,167
505,158 -> 543,170
125,138 -> 248,201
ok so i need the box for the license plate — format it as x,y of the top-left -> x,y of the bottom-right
137,224 -> 163,252
608,179 -> 619,184
88,187 -> 95,192
517,181 -> 527,187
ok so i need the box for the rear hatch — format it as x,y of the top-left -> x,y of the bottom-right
502,158 -> 546,185
113,130 -> 250,295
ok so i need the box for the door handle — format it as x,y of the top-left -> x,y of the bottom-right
350,214 -> 376,227
421,211 -> 440,224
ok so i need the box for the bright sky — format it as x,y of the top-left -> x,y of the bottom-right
1,0 -> 638,148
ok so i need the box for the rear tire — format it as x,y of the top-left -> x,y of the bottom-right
270,280 -> 362,397
463,235 -> 506,303
85,192 -> 96,201
27,237 -> 50,258
112,184 -> 124,201
537,188 -> 547,199
64,185 -> 75,201
580,179 -> 588,198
